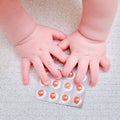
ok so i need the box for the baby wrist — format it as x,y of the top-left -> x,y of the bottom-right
78,23 -> 109,42
15,23 -> 36,46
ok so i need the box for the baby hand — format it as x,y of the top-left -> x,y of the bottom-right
16,24 -> 67,85
59,31 -> 110,86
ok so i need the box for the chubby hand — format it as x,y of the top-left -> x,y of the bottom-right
59,31 -> 110,86
16,24 -> 67,85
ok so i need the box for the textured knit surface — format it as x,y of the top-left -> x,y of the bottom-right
0,0 -> 120,120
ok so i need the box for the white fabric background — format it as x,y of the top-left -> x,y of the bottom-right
0,0 -> 120,120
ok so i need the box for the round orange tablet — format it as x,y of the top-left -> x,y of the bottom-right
38,89 -> 44,96
76,84 -> 83,91
62,94 -> 69,101
74,96 -> 80,104
64,82 -> 71,89
68,71 -> 74,77
50,92 -> 56,99
52,80 -> 59,87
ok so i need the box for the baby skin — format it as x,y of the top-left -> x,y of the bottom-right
0,0 -> 118,86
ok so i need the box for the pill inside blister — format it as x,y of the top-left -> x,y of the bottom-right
76,84 -> 83,91
38,89 -> 45,96
49,92 -> 58,101
64,82 -> 72,89
73,96 -> 80,104
52,80 -> 61,89
50,92 -> 56,99
53,80 -> 59,87
62,94 -> 69,101
68,71 -> 74,77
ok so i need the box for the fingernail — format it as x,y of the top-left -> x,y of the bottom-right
89,80 -> 96,87
55,73 -> 62,79
23,82 -> 29,85
44,80 -> 50,86
55,70 -> 62,79
23,78 -> 29,85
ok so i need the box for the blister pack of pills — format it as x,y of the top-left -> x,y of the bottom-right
36,50 -> 88,108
